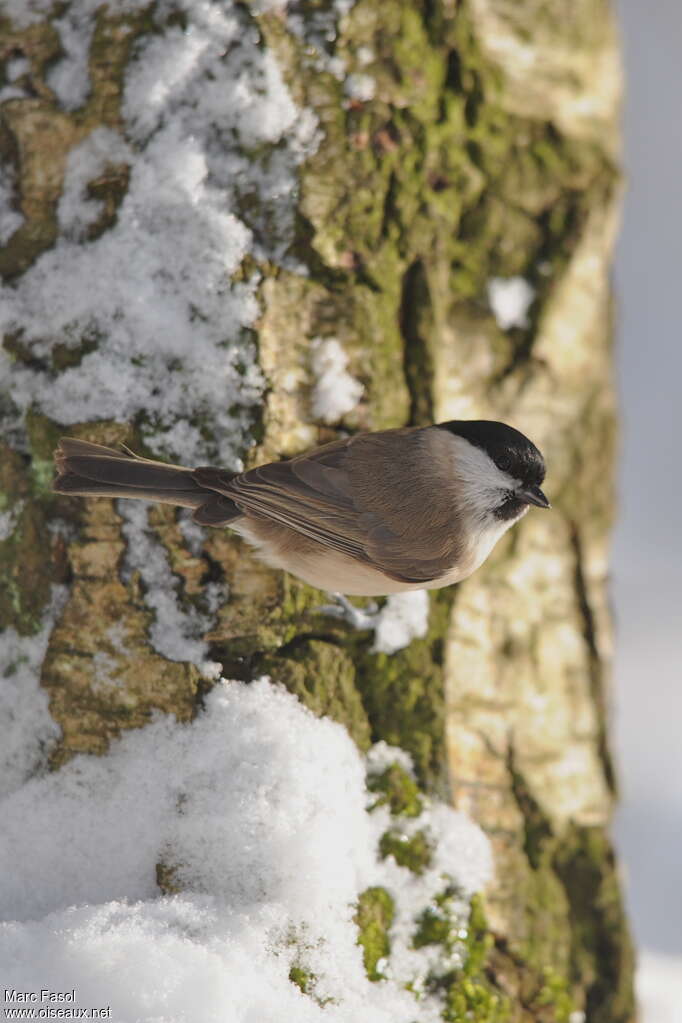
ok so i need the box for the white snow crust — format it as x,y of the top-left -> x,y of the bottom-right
1,679 -> 493,1023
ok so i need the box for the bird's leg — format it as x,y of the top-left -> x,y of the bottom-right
313,592 -> 381,630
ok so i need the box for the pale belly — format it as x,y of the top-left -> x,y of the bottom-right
231,520 -> 428,594
229,515 -> 516,596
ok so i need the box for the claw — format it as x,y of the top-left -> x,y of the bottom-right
313,592 -> 381,630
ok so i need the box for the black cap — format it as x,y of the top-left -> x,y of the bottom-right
436,419 -> 546,490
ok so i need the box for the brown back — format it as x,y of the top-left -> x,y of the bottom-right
196,427 -> 463,584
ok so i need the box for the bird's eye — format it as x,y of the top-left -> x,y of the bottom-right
496,455 -> 512,473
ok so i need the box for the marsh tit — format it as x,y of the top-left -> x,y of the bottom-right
53,420 -> 549,597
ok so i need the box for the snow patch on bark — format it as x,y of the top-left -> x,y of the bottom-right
0,0 -> 318,465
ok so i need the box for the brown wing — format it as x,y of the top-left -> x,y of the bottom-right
194,428 -> 463,584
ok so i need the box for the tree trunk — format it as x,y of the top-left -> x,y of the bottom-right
0,0 -> 634,1020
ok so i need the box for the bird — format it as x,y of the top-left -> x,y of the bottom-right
53,421 -> 549,615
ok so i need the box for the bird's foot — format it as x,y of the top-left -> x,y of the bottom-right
313,592 -> 380,631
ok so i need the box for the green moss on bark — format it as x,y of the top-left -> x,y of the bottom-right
379,827 -> 433,875
354,590 -> 454,790
503,760 -> 634,1020
368,762 -> 423,817
554,827 -> 635,1023
0,430 -> 55,634
259,638 -> 372,751
429,895 -> 511,1023
355,886 -> 395,981
288,965 -> 314,995
0,491 -> 52,634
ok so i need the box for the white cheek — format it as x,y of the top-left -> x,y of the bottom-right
448,436 -> 518,523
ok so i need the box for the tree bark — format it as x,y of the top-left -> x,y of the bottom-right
1,0 -> 634,1020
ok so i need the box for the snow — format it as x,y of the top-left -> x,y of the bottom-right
0,588 -> 66,801
0,0 -> 318,466
1,678 -> 493,1023
0,164 -> 22,245
91,623 -> 134,690
372,590 -> 430,654
0,501 -> 24,542
4,56 -> 30,81
310,337 -> 364,423
487,276 -> 536,330
636,950 -> 682,1023
345,73 -> 376,102
58,128 -> 133,240
45,8 -> 95,110
0,56 -> 31,103
119,502 -> 211,665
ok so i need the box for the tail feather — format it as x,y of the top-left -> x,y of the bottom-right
62,454 -> 201,494
53,438 -> 240,523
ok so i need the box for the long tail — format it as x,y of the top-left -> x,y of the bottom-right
53,438 -> 240,525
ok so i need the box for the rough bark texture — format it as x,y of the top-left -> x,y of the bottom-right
1,1 -> 634,1021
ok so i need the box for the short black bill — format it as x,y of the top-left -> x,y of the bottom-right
518,485 -> 551,509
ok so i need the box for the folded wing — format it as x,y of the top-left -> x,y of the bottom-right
193,431 -> 461,584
